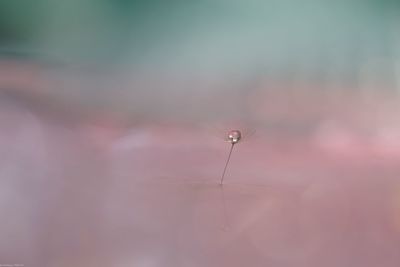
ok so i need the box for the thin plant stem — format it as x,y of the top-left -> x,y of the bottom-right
220,143 -> 235,185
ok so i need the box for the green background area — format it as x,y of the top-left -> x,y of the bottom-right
0,0 -> 399,78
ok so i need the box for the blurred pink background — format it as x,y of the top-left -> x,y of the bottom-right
1,60 -> 400,266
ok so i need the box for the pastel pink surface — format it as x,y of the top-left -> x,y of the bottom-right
1,101 -> 400,267
1,61 -> 400,266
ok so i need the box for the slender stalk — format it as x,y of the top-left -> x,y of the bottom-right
220,143 -> 235,185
